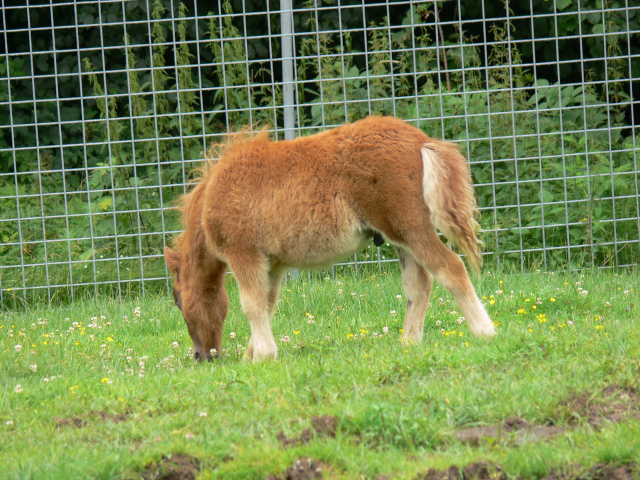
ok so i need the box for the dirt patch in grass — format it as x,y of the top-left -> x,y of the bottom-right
453,384 -> 640,446
122,454 -> 201,480
416,462 -> 638,480
540,462 -> 638,480
417,461 -> 507,480
276,415 -> 338,448
265,458 -> 328,480
454,416 -> 564,446
56,410 -> 129,428
562,385 -> 640,429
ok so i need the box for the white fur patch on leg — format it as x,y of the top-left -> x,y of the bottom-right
398,249 -> 432,343
459,295 -> 496,338
239,289 -> 278,361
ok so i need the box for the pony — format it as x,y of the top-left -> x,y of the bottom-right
164,116 -> 496,361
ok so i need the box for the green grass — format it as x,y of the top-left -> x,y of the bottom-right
2,266 -> 639,479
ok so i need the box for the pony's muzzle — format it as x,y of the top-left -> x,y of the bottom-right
193,350 -> 214,362
193,346 -> 220,362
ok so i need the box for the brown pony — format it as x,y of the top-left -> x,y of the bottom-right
164,116 -> 495,361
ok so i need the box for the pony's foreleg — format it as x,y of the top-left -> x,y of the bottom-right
227,252 -> 278,361
407,230 -> 496,338
397,247 -> 433,343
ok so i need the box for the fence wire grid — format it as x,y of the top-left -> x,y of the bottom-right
1,0 -> 639,307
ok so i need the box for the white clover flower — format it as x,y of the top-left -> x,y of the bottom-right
14,384 -> 23,394
383,326 -> 389,334
229,332 -> 236,339
14,344 -> 22,353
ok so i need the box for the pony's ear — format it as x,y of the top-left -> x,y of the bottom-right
164,247 -> 180,275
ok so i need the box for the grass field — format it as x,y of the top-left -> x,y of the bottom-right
2,266 -> 639,480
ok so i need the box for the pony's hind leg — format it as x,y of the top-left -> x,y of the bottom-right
397,247 -> 433,343
267,266 -> 287,320
227,251 -> 278,361
406,230 -> 495,338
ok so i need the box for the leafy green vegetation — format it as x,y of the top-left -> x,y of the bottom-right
2,268 -> 639,478
1,0 -> 638,307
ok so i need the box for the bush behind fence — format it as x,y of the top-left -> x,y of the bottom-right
1,0 -> 639,308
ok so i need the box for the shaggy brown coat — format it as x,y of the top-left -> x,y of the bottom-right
165,116 -> 495,361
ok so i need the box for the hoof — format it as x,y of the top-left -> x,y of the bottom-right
245,338 -> 278,362
471,324 -> 497,339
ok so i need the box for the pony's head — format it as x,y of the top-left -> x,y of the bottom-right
164,246 -> 229,361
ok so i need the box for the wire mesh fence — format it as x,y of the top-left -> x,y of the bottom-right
1,0 -> 639,308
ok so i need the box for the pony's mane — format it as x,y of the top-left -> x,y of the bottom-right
172,125 -> 271,251
205,125 -> 271,165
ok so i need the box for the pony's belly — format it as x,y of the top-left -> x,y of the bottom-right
273,228 -> 372,269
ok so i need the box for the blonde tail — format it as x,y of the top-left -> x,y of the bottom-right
421,141 -> 483,274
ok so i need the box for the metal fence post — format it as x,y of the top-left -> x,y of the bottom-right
280,0 -> 295,142
280,0 -> 300,281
